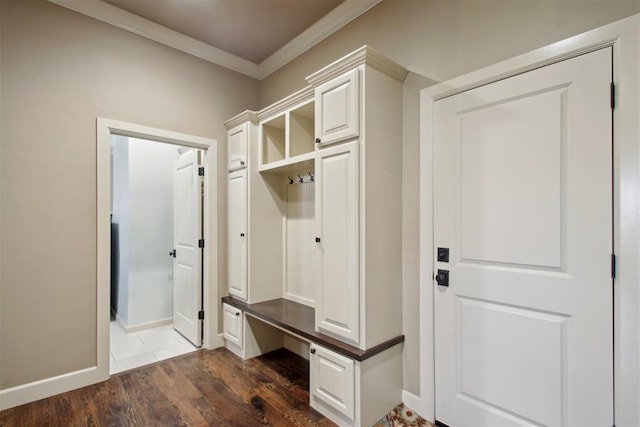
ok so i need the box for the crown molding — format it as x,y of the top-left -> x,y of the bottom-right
258,86 -> 314,122
47,0 -> 383,81
48,0 -> 261,78
224,110 -> 259,130
305,45 -> 408,87
257,0 -> 383,79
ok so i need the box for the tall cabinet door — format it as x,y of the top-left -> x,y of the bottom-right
315,68 -> 359,147
315,141 -> 359,344
228,169 -> 248,300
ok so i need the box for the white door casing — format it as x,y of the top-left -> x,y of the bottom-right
228,169 -> 248,300
315,141 -> 360,345
433,48 -> 613,426
173,149 -> 203,347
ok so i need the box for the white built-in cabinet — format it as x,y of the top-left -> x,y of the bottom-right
224,113 -> 283,305
310,344 -> 356,422
227,122 -> 248,170
307,47 -> 407,351
227,169 -> 247,300
222,303 -> 243,347
315,141 -> 359,344
223,46 -> 407,427
315,68 -> 359,147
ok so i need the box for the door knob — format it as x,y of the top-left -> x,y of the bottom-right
435,269 -> 449,287
169,249 -> 176,258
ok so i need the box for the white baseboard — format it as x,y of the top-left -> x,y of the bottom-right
0,366 -> 106,411
115,315 -> 173,333
402,389 -> 433,423
207,332 -> 224,350
122,317 -> 173,333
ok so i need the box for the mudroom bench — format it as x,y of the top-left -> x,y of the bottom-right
221,295 -> 404,427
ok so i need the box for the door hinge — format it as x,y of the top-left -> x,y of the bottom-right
198,310 -> 205,320
198,239 -> 205,249
611,82 -> 616,109
198,167 -> 205,177
611,253 -> 616,279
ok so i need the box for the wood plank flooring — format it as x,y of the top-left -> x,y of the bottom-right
0,348 -> 335,427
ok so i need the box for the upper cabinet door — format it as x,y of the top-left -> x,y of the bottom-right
315,141 -> 359,345
228,169 -> 248,300
228,123 -> 248,170
315,69 -> 359,147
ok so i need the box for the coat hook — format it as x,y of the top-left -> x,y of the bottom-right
309,172 -> 314,182
298,174 -> 304,183
288,176 -> 293,185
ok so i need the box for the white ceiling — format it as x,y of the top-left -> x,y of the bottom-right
49,0 -> 383,79
103,0 -> 343,64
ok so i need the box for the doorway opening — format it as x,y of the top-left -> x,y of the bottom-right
96,118 -> 220,381
109,135 -> 202,374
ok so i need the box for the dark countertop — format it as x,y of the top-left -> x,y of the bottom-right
222,296 -> 404,361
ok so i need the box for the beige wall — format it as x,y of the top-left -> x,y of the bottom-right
2,0 -> 640,407
0,0 -> 258,389
259,0 -> 640,395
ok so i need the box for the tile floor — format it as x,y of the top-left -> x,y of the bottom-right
109,321 -> 198,374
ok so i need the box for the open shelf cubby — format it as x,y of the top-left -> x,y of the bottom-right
262,115 -> 286,165
289,102 -> 315,158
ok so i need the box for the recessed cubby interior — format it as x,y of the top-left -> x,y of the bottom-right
262,115 -> 286,164
289,102 -> 315,158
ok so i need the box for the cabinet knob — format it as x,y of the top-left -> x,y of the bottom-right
240,233 -> 245,237
315,237 -> 321,243
310,347 -> 316,355
235,312 -> 240,317
240,160 -> 245,166
315,137 -> 321,144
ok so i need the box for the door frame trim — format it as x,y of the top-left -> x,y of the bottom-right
418,14 -> 640,424
96,118 -> 222,381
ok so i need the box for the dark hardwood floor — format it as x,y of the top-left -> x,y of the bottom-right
0,348 -> 335,427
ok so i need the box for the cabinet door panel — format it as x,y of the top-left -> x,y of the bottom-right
222,303 -> 243,347
228,123 -> 248,170
310,344 -> 355,421
228,170 -> 248,299
315,141 -> 359,344
315,69 -> 359,146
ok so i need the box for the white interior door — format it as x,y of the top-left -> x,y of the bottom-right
433,48 -> 613,426
172,149 -> 202,346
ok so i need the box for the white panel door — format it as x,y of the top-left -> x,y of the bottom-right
228,169 -> 248,300
315,141 -> 359,344
315,68 -> 359,147
228,123 -> 248,171
310,344 -> 355,421
434,48 -> 613,426
173,149 -> 202,347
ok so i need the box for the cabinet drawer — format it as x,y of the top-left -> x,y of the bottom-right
222,303 -> 243,347
228,123 -> 248,170
310,344 -> 355,421
315,68 -> 359,147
